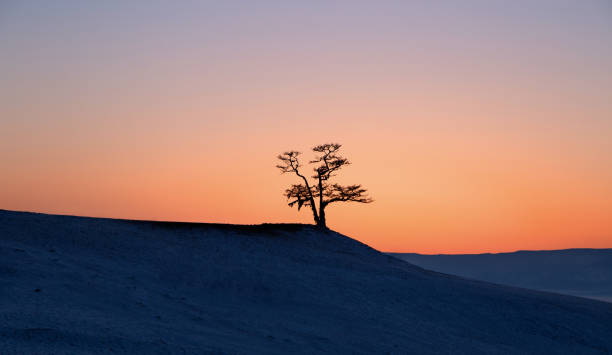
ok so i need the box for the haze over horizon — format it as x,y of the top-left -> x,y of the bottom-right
1,1 -> 611,253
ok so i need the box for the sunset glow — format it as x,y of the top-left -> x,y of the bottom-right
1,1 -> 611,253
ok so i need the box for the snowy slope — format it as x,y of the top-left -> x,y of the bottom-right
1,209 -> 612,354
390,250 -> 612,303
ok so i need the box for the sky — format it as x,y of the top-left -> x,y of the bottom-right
1,0 -> 611,253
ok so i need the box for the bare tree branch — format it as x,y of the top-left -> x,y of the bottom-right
323,184 -> 373,206
310,143 -> 349,180
277,151 -> 319,223
284,183 -> 318,211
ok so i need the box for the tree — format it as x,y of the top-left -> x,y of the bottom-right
276,143 -> 373,229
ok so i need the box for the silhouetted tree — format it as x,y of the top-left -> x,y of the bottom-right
277,143 -> 373,229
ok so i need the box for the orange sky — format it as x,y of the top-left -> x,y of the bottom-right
1,1 -> 611,253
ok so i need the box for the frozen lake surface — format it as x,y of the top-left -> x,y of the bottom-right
390,249 -> 612,303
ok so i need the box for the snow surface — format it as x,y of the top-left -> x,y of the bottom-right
390,250 -> 612,303
1,209 -> 612,354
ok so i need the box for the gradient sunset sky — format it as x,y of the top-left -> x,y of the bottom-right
1,1 -> 611,253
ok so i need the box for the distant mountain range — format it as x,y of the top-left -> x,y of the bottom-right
390,249 -> 612,303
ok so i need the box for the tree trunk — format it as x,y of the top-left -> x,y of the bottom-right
312,212 -> 320,226
308,197 -> 320,226
317,205 -> 327,229
317,175 -> 326,229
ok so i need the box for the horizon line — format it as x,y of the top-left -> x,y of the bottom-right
3,208 -> 610,255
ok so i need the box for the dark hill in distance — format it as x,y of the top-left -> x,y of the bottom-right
1,209 -> 612,354
390,249 -> 612,303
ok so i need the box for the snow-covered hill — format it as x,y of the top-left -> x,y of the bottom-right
390,249 -> 612,303
1,209 -> 612,354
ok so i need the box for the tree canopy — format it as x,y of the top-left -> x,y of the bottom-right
277,143 -> 372,228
